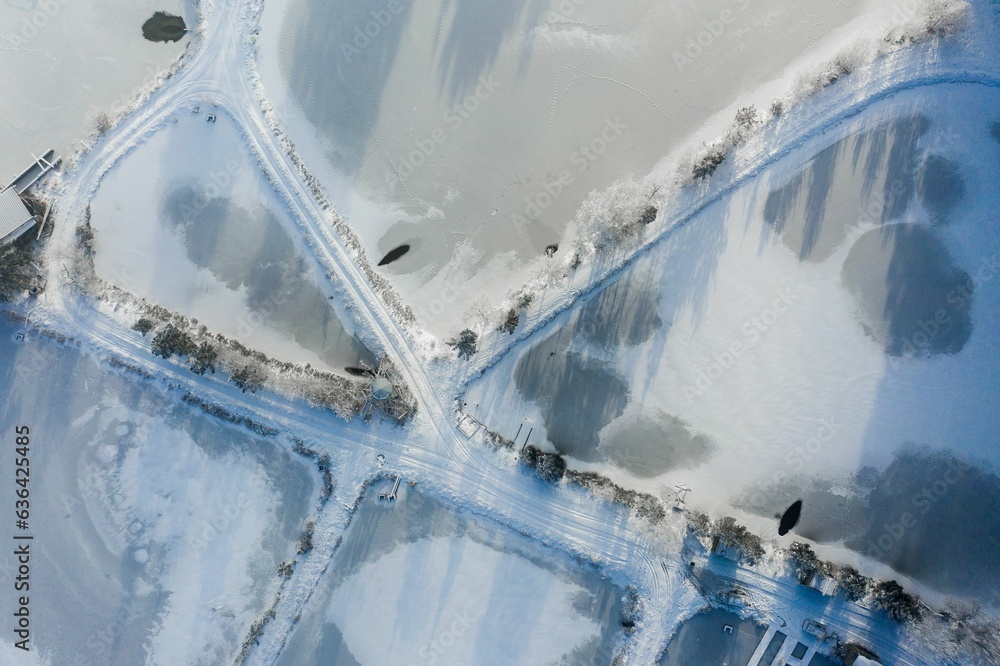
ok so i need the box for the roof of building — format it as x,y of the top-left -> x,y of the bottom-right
0,188 -> 34,243
854,656 -> 881,666
370,377 -> 394,400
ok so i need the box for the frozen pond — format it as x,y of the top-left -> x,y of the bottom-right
0,0 -> 194,180
277,482 -> 626,666
841,223 -> 973,357
0,318 -> 313,664
90,112 -> 374,374
657,608 -> 765,666
258,0 -> 903,334
762,115 -> 930,262
464,84 -> 1000,599
737,446 -> 1000,598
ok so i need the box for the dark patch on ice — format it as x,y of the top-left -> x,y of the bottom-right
576,273 -> 662,349
841,224 -> 973,357
344,366 -> 368,377
658,608 -> 767,666
377,244 -> 410,266
992,121 -> 1000,143
280,0 -> 414,174
763,115 -> 929,261
303,622 -> 362,666
604,412 -> 714,478
917,155 -> 964,224
737,476 -> 870,543
142,12 -> 187,43
778,499 -> 803,536
513,330 -> 629,462
845,446 -> 1000,598
161,187 -> 376,369
376,220 -> 443,276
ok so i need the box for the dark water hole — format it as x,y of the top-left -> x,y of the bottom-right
142,12 -> 187,43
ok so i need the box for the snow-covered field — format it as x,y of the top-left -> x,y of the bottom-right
89,111 -> 374,373
0,0 -> 194,181
465,81 -> 1000,598
256,0 -> 923,338
0,320 -> 314,664
277,482 -> 627,666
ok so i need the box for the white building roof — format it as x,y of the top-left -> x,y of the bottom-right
855,656 -> 881,666
0,188 -> 34,243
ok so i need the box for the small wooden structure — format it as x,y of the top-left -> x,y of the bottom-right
0,188 -> 35,245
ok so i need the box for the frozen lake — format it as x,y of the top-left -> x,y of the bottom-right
0,0 -> 194,181
277,481 -> 626,666
90,112 -> 375,374
0,318 -> 314,664
465,83 -> 1000,599
258,0 -> 905,335
657,608 -> 766,666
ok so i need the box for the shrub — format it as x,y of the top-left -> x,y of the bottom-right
189,341 -> 217,375
638,205 -> 658,226
497,309 -> 519,335
0,245 -> 37,302
514,290 -> 534,310
150,324 -> 196,360
132,317 -> 155,336
692,150 -> 726,180
448,328 -> 478,359
713,516 -> 765,561
872,579 -> 923,623
231,365 -> 266,393
787,541 -> 820,583
520,445 -> 566,482
837,566 -> 870,601
296,520 -> 315,555
567,471 -> 666,522
95,112 -> 113,135
734,105 -> 760,131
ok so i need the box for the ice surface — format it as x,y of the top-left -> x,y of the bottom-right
0,321 -> 313,663
0,0 -> 192,180
258,0 -> 909,336
89,112 -> 374,373
277,483 -> 625,666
